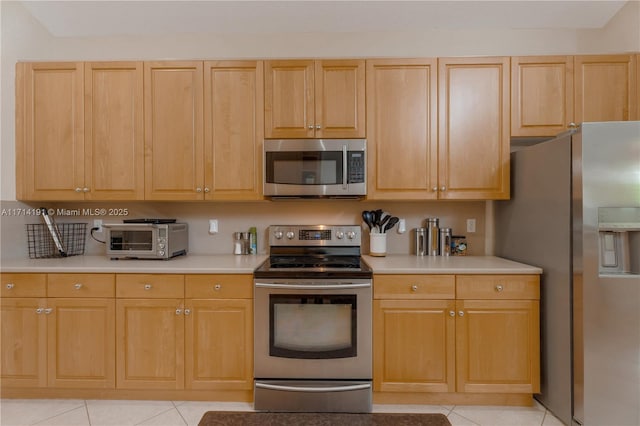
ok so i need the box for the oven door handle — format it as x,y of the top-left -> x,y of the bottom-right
255,382 -> 371,393
254,282 -> 371,290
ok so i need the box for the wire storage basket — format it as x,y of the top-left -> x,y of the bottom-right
26,223 -> 88,259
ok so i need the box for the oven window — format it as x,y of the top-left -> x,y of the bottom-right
269,294 -> 356,359
110,230 -> 153,251
265,152 -> 343,185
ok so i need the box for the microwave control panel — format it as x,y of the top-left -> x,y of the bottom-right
348,152 -> 365,183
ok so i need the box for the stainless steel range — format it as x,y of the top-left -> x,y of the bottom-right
253,225 -> 373,413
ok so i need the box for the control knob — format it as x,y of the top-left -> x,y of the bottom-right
347,231 -> 356,240
336,231 -> 344,239
274,231 -> 284,239
286,231 -> 295,240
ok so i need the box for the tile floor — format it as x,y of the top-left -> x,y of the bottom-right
0,398 -> 565,426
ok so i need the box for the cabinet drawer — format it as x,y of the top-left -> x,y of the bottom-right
116,274 -> 184,298
48,274 -> 115,297
0,273 -> 47,297
456,275 -> 540,300
185,274 -> 253,299
374,275 -> 455,299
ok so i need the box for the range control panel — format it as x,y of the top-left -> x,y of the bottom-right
268,225 -> 361,246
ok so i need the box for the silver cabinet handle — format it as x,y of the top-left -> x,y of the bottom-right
315,124 -> 321,130
449,311 -> 455,317
36,308 -> 44,314
6,283 -> 14,289
144,284 -> 152,290
196,187 -> 202,193
75,187 -> 82,193
495,285 -> 504,292
74,283 -> 83,290
214,284 -> 222,291
184,309 -> 191,316
568,122 -> 578,129
432,187 -> 438,192
458,311 -> 464,317
440,186 -> 446,191
308,125 -> 314,130
83,188 -> 89,192
44,308 -> 53,315
411,285 -> 418,292
204,187 -> 210,193
175,309 -> 182,315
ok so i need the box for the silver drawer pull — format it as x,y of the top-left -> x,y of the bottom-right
214,284 -> 222,291
6,283 -> 14,289
411,285 -> 418,292
74,283 -> 83,290
449,311 -> 455,317
495,285 -> 504,292
458,311 -> 464,317
175,309 -> 182,315
44,308 -> 53,315
144,284 -> 152,290
184,309 -> 191,316
36,308 -> 44,314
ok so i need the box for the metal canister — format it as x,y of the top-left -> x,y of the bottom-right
426,218 -> 439,256
439,228 -> 452,256
414,228 -> 427,256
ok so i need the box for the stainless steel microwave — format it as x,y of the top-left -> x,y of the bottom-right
103,223 -> 188,260
264,139 -> 366,198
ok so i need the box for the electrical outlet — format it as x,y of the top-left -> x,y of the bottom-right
209,219 -> 218,234
93,219 -> 103,233
466,218 -> 476,233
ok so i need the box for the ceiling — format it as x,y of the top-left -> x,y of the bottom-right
20,0 -> 630,38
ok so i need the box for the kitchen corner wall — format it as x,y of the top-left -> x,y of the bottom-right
0,200 -> 485,260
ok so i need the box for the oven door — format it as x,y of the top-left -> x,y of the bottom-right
254,279 -> 372,380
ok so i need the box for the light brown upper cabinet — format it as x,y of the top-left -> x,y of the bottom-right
264,60 -> 365,139
366,59 -> 438,200
85,62 -> 144,200
16,62 -> 85,200
575,54 -> 637,123
144,61 -> 204,200
204,61 -> 264,200
511,56 -> 574,137
16,62 -> 144,201
438,57 -> 510,200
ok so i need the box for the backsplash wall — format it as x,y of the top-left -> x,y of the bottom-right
0,200 -> 486,260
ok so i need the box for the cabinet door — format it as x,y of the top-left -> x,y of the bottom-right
264,60 -> 314,138
439,57 -> 510,200
373,299 -> 455,393
85,62 -> 144,200
47,298 -> 115,389
185,299 -> 253,390
16,62 -> 84,200
511,56 -> 574,137
456,299 -> 540,394
0,298 -> 47,388
116,299 -> 184,389
575,54 -> 638,123
315,60 -> 365,138
144,62 -> 204,200
204,61 -> 264,200
366,59 -> 438,200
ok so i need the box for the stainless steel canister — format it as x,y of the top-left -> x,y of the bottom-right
439,227 -> 452,256
426,218 -> 439,256
414,228 -> 427,256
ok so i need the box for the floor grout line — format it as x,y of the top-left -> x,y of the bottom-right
84,400 -> 91,426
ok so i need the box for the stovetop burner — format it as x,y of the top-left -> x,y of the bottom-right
253,225 -> 372,279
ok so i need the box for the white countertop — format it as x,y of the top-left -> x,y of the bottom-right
363,255 -> 542,274
0,254 -> 541,275
0,254 -> 268,274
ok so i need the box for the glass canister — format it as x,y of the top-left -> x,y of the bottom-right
439,227 -> 452,256
414,228 -> 427,256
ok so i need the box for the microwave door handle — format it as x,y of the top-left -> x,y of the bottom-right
342,145 -> 348,190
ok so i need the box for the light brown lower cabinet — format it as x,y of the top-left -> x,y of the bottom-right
1,273 -> 253,397
373,274 -> 540,399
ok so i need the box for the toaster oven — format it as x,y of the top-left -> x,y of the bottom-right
104,222 -> 188,260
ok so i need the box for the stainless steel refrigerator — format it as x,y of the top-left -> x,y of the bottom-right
495,121 -> 640,426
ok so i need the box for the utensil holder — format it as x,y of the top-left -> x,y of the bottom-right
370,232 -> 387,257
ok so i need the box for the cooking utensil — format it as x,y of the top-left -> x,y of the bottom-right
40,207 -> 67,257
374,209 -> 383,231
379,214 -> 391,231
383,216 -> 399,233
361,211 -> 374,231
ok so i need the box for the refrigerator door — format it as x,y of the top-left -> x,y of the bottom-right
579,121 -> 640,426
495,132 -> 573,425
